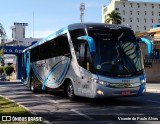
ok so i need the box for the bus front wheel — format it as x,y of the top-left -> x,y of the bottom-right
66,82 -> 75,100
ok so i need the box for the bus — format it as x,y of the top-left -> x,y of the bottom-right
22,23 -> 146,100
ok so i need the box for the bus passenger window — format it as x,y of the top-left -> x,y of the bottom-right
55,33 -> 70,56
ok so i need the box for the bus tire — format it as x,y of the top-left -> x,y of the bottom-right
30,79 -> 37,93
65,81 -> 75,101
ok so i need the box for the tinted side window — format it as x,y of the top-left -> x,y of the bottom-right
69,29 -> 86,59
69,29 -> 86,45
55,33 -> 70,56
30,46 -> 39,62
45,39 -> 57,59
39,44 -> 45,60
69,29 -> 93,69
30,33 -> 70,62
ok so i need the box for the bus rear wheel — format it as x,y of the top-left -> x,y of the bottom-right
66,82 -> 75,101
30,80 -> 37,93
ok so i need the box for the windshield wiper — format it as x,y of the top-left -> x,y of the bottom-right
116,41 -> 138,73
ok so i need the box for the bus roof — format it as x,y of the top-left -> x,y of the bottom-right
23,23 -> 131,52
68,23 -> 131,31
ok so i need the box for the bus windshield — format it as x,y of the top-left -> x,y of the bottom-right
88,29 -> 144,77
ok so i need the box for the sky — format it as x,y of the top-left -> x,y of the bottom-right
0,0 -> 159,39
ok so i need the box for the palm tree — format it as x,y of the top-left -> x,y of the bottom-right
105,10 -> 122,24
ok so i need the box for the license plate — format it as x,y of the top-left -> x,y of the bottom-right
121,90 -> 130,95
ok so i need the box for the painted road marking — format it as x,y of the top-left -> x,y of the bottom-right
34,94 -> 41,97
70,109 -> 94,120
49,100 -> 59,104
147,100 -> 160,104
47,97 -> 93,121
1,87 -> 8,89
61,104 -> 86,107
49,100 -> 93,120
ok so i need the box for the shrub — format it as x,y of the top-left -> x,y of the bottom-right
3,66 -> 14,80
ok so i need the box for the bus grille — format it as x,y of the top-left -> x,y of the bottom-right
108,83 -> 140,88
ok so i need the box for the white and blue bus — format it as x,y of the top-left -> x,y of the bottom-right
22,23 -> 146,100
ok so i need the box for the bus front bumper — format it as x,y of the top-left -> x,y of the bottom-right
94,83 -> 146,98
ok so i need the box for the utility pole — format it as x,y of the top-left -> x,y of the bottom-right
33,12 -> 35,38
80,3 -> 85,23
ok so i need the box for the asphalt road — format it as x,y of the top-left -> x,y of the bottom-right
0,81 -> 160,124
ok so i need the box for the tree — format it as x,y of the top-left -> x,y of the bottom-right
0,47 -> 4,60
105,10 -> 122,24
0,47 -> 4,66
3,65 -> 14,80
0,66 -> 4,75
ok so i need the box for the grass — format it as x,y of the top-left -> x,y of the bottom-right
0,96 -> 44,124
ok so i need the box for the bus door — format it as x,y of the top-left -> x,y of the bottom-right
77,41 -> 93,97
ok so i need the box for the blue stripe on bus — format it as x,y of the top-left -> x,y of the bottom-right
26,51 -> 30,77
41,64 -> 62,90
50,59 -> 70,84
41,60 -> 69,90
31,64 -> 43,82
24,51 -> 30,85
29,26 -> 68,50
138,83 -> 145,96
77,36 -> 96,53
30,58 -> 70,90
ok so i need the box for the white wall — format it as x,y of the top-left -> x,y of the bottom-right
18,38 -> 40,46
102,0 -> 160,32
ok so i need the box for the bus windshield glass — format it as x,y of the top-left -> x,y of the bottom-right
88,29 -> 144,77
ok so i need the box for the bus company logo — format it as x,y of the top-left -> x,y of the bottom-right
105,25 -> 122,29
2,116 -> 11,121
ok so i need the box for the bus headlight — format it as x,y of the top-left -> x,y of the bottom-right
94,79 -> 110,86
140,79 -> 146,84
140,75 -> 146,84
99,81 -> 105,85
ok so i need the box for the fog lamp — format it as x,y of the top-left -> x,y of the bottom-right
97,90 -> 104,95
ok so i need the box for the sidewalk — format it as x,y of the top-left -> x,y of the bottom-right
0,80 -> 21,82
146,83 -> 160,92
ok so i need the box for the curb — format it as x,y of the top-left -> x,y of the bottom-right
0,95 -> 51,124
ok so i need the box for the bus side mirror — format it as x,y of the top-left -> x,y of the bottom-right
137,37 -> 153,55
77,36 -> 96,53
76,38 -> 87,44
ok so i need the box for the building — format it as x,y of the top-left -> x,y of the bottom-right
4,22 -> 41,65
2,22 -> 41,79
102,0 -> 160,32
136,25 -> 160,82
5,22 -> 40,46
136,25 -> 160,59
